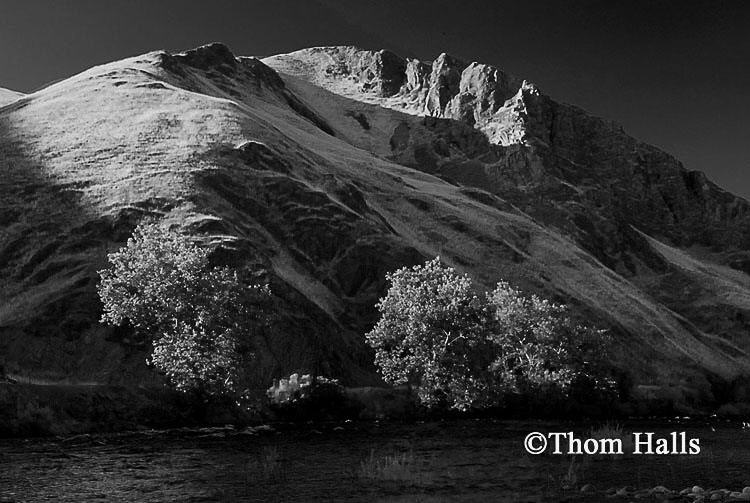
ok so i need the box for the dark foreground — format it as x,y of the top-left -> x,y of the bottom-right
2,419 -> 750,502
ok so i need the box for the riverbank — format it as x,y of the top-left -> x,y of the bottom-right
3,380 -> 750,439
0,383 -> 229,437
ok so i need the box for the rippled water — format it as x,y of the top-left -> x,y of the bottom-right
1,420 -> 749,502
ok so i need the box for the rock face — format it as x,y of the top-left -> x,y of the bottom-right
402,58 -> 431,96
307,46 -> 407,97
1,43 -> 749,406
425,53 -> 467,117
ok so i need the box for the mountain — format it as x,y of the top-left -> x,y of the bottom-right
0,87 -> 23,106
1,44 -> 748,406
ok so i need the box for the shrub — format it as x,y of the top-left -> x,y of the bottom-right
267,373 -> 351,421
98,220 -> 270,396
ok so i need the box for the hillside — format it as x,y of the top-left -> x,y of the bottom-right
1,44 -> 748,406
0,87 -> 23,106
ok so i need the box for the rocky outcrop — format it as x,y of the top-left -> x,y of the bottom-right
447,62 -> 521,124
308,47 -> 408,97
402,58 -> 431,95
359,50 -> 407,96
424,53 -> 467,117
167,42 -> 238,71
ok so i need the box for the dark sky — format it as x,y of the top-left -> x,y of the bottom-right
1,0 -> 748,198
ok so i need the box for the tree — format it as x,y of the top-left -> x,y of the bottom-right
365,257 -> 492,410
485,282 -> 610,399
366,257 -> 614,411
98,220 -> 270,396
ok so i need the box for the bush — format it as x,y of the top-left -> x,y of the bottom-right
366,257 -> 617,412
267,373 -> 353,421
98,220 -> 270,396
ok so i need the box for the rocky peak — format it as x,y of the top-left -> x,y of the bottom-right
167,42 -> 238,71
156,44 -> 295,98
263,47 -> 530,136
425,53 -> 468,117
444,62 -> 523,127
345,49 -> 407,96
402,58 -> 431,94
308,46 -> 408,97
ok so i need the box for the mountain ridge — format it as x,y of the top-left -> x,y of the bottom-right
264,45 -> 750,279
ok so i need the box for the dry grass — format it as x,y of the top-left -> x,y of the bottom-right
562,455 -> 585,488
359,448 -> 432,485
589,422 -> 633,459
543,423 -> 632,492
258,446 -> 284,481
245,445 -> 286,488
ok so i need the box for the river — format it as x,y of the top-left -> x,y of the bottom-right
2,419 -> 749,502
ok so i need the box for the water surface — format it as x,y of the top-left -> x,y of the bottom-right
2,419 -> 749,502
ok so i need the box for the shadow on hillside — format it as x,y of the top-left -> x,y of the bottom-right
0,105 -> 144,384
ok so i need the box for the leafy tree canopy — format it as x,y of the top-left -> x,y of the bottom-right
366,257 -> 614,411
98,220 -> 270,396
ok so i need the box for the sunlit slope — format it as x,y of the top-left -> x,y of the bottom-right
0,44 -> 747,403
0,87 -> 23,106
